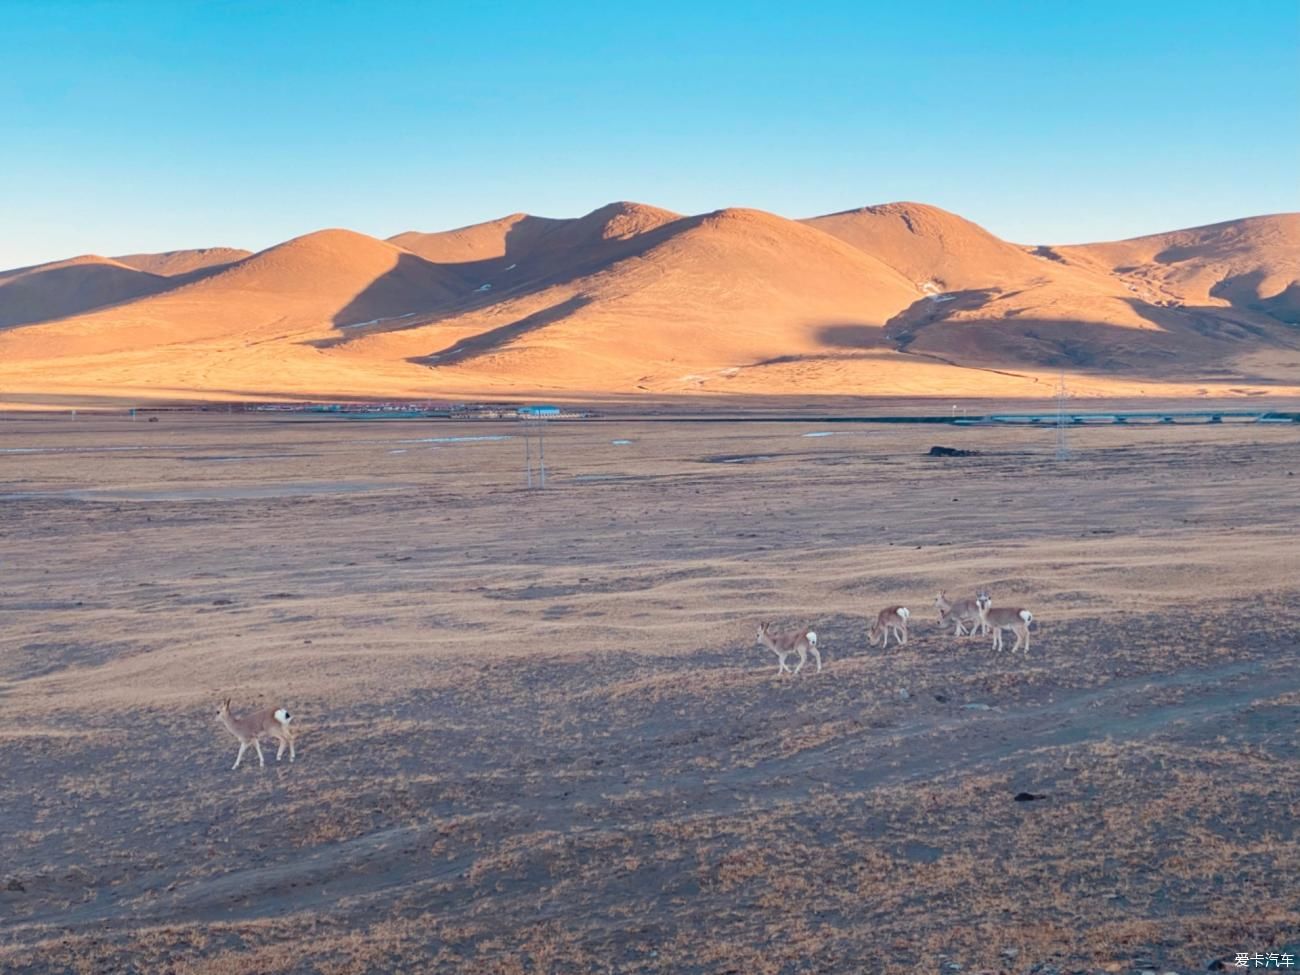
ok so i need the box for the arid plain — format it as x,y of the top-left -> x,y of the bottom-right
1,409 -> 1297,974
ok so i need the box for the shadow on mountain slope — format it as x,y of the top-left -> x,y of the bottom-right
409,295 -> 593,368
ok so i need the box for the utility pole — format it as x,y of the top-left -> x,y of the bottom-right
1056,370 -> 1070,460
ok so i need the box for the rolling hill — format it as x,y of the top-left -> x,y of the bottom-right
1,204 -> 1297,405
1058,214 -> 1300,323
113,247 -> 253,278
0,255 -> 174,329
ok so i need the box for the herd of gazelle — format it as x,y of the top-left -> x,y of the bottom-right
757,589 -> 1034,675
218,591 -> 1032,768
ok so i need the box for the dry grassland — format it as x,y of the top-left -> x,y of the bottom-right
1,410 -> 1297,973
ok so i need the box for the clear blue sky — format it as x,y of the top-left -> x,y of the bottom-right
3,0 -> 1296,269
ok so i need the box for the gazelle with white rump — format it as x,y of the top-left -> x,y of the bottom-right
216,699 -> 296,770
868,606 -> 910,648
975,592 -> 1034,654
755,621 -> 821,675
933,590 -> 986,636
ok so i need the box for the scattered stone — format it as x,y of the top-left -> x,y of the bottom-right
941,963 -> 962,973
1001,948 -> 1020,959
962,703 -> 993,711
1013,791 -> 1048,802
4,877 -> 24,892
212,598 -> 234,606
929,445 -> 980,457
934,693 -> 949,703
897,688 -> 911,701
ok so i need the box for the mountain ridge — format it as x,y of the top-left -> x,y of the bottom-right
2,203 -> 1297,404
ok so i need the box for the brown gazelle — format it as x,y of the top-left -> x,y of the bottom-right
756,622 -> 821,675
868,606 -> 910,648
933,591 -> 985,636
216,699 -> 296,770
975,593 -> 1034,654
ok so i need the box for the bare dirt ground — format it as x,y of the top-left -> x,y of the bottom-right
1,411 -> 1297,974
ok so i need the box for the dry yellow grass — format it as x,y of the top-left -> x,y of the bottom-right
0,412 -> 1297,973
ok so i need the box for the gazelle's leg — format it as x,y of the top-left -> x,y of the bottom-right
276,737 -> 286,761
253,739 -> 265,767
232,742 -> 247,770
809,645 -> 822,673
1021,626 -> 1030,655
288,734 -> 295,762
793,647 -> 806,675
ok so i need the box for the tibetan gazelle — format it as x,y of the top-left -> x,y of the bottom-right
975,593 -> 1033,654
868,606 -> 910,648
217,699 -> 296,770
756,622 -> 821,675
933,590 -> 985,636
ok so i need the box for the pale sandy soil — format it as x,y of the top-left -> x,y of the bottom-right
0,412 -> 1297,974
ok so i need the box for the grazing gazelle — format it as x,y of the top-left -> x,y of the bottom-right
868,606 -> 910,648
975,594 -> 1034,654
216,699 -> 295,770
756,622 -> 821,675
933,590 -> 985,636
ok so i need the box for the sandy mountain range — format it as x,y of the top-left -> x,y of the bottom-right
1,202 -> 1297,404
